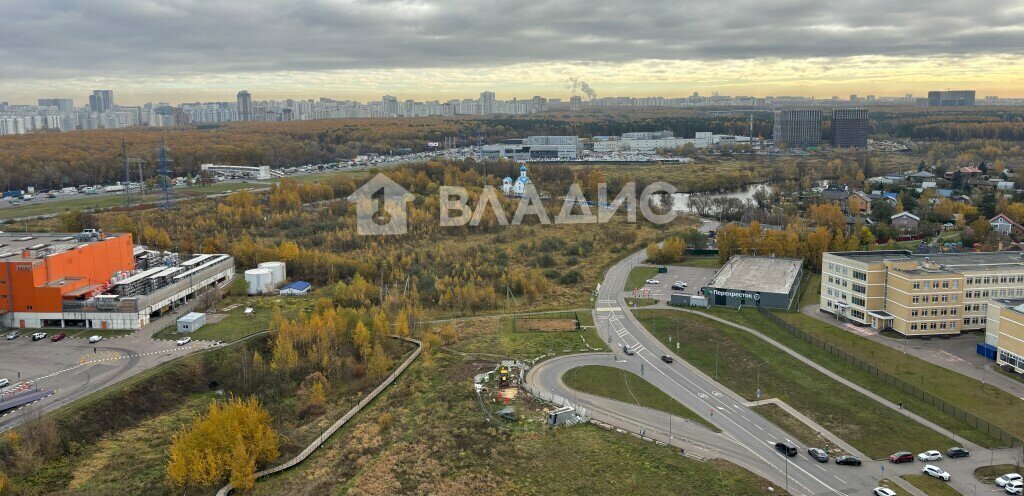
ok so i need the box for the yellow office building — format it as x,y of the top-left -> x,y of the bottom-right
986,300 -> 1024,373
820,250 -> 1024,336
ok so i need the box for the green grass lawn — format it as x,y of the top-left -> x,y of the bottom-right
797,272 -> 821,310
634,309 -> 955,459
624,266 -> 660,291
974,464 -> 1021,484
901,474 -> 959,496
877,479 -> 910,496
455,311 -> 608,359
563,365 -> 720,432
151,296 -> 311,342
678,256 -> 723,269
624,297 -> 657,307
750,403 -> 843,455
767,310 -> 1018,446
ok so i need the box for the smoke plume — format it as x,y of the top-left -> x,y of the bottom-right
565,77 -> 597,100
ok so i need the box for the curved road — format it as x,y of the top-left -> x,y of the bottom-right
529,244 -> 892,495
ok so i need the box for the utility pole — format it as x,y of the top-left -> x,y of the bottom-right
120,139 -> 145,208
156,138 -> 174,210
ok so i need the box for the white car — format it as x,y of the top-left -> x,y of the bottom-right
0,378 -> 9,389
88,335 -> 103,343
997,474 -> 1023,487
918,450 -> 942,461
645,279 -> 660,284
31,332 -> 47,341
1007,481 -> 1024,495
176,337 -> 192,346
873,488 -> 897,496
922,465 -> 950,481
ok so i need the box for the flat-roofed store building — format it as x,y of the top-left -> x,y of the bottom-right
821,250 -> 1024,336
482,136 -> 582,160
702,255 -> 804,309
0,232 -> 234,330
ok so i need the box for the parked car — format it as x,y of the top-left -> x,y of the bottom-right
997,474 -> 1023,487
922,465 -> 950,481
835,455 -> 862,466
176,337 -> 192,346
623,345 -> 635,356
873,488 -> 897,496
645,279 -> 660,284
889,452 -> 914,463
660,355 -> 673,364
0,378 -> 9,389
807,448 -> 828,462
774,441 -> 797,457
50,332 -> 66,342
918,450 -> 943,461
1007,481 -> 1024,495
947,447 -> 970,458
31,332 -> 47,341
5,331 -> 19,340
671,281 -> 687,290
88,335 -> 103,343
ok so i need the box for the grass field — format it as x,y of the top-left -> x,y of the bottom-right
678,256 -> 723,269
563,365 -> 720,432
634,309 -> 954,459
750,403 -> 843,455
246,315 -> 784,495
151,296 -> 311,342
766,310 -> 1017,446
877,479 -> 910,496
900,474 -> 959,496
625,266 -> 660,291
797,272 -> 821,310
974,464 -> 1020,484
455,311 -> 607,359
625,297 -> 657,307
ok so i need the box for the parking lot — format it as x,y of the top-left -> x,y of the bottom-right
628,265 -> 717,301
0,319 -> 215,431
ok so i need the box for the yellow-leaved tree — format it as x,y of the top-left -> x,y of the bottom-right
166,396 -> 279,491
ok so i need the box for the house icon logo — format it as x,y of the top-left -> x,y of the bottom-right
347,173 -> 414,235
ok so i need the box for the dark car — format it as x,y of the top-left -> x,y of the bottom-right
775,442 -> 797,457
836,455 -> 862,466
889,452 -> 914,463
51,332 -> 66,342
947,447 -> 970,458
808,448 -> 828,462
660,355 -> 674,364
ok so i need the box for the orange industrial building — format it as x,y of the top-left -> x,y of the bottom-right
0,232 -> 234,330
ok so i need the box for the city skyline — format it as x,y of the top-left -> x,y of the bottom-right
2,0 -> 1024,104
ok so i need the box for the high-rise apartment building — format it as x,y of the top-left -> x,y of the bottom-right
38,98 -> 74,112
772,109 -> 822,148
381,95 -> 399,116
479,91 -> 495,114
820,250 -> 1024,336
236,90 -> 252,122
927,90 -> 976,107
89,90 -> 114,113
831,109 -> 868,148
569,95 -> 583,111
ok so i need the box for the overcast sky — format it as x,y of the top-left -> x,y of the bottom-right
2,0 -> 1023,104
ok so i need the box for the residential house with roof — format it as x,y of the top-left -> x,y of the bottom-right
846,191 -> 872,215
990,214 -> 1024,237
891,212 -> 920,232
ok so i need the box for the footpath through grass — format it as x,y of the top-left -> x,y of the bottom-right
764,310 -> 1015,447
634,309 -> 954,459
564,365 -> 720,432
625,266 -> 660,291
900,474 -> 959,496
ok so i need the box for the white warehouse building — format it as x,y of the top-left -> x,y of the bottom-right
482,136 -> 583,160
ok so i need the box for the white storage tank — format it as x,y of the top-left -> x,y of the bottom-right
244,268 -> 274,295
258,261 -> 287,287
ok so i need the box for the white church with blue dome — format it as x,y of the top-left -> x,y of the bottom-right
502,165 -> 531,196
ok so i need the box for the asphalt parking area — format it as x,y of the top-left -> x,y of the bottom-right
629,265 -> 717,301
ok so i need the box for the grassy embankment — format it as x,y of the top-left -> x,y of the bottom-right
563,365 -> 719,432
900,474 -> 959,496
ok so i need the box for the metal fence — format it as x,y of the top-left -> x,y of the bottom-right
757,306 -> 1021,448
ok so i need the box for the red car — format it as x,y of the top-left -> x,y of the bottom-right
50,332 -> 66,342
889,452 -> 914,463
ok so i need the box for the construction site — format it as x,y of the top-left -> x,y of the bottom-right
0,230 -> 235,330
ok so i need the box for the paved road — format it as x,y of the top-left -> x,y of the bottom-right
538,247 -> 883,495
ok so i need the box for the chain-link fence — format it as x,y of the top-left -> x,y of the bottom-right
757,306 -> 1020,447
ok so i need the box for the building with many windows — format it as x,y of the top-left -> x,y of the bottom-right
927,90 -> 976,107
773,109 -> 822,148
820,250 -> 1024,336
985,299 -> 1024,373
831,108 -> 868,148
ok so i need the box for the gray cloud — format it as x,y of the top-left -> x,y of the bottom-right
2,0 -> 1023,81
